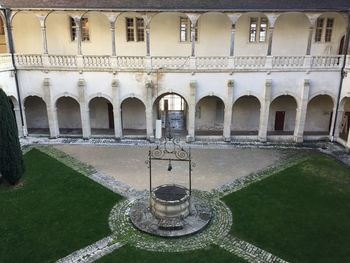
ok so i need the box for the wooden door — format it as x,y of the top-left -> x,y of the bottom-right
274,111 -> 285,131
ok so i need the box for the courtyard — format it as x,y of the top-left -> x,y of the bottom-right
1,140 -> 350,263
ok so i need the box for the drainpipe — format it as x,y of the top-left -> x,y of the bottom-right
4,8 -> 25,136
332,11 -> 350,142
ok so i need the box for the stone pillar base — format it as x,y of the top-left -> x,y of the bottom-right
224,137 -> 231,142
186,135 -> 194,143
148,135 -> 155,143
294,135 -> 304,143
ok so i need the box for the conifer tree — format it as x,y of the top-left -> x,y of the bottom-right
0,89 -> 23,185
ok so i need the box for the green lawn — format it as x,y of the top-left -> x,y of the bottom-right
97,245 -> 247,263
223,154 -> 350,263
0,148 -> 122,263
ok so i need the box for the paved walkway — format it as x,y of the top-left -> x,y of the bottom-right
54,144 -> 292,191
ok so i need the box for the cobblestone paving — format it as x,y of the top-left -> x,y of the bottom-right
22,139 -> 350,263
55,236 -> 123,263
108,190 -> 232,252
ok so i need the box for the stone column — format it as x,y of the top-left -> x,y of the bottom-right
227,14 -> 241,56
103,12 -> 120,56
329,105 -> 337,140
112,79 -> 122,139
78,78 -> 90,138
141,14 -> 155,57
187,80 -> 197,142
145,79 -> 154,141
185,14 -> 200,57
266,14 -> 279,56
223,80 -> 234,141
36,14 -> 48,54
294,79 -> 310,143
73,16 -> 82,55
42,78 -> 59,138
346,124 -> 350,151
333,109 -> 345,140
305,14 -> 321,55
258,79 -> 272,142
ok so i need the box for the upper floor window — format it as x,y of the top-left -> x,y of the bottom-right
315,17 -> 334,43
70,17 -> 90,41
180,17 -> 198,42
126,17 -> 145,42
249,17 -> 268,43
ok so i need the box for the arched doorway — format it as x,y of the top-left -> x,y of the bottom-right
305,95 -> 334,135
56,97 -> 82,136
153,93 -> 188,137
24,96 -> 49,135
268,95 -> 297,135
231,96 -> 260,135
89,97 -> 114,136
195,96 -> 224,136
121,98 -> 146,137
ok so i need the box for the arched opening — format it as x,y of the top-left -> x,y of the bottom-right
12,12 -> 41,54
121,98 -> 146,137
339,97 -> 350,141
304,95 -> 334,135
153,93 -> 188,137
24,96 -> 49,135
56,97 -> 82,135
195,96 -> 224,136
268,95 -> 297,135
231,96 -> 260,135
89,97 -> 114,136
0,16 -> 7,53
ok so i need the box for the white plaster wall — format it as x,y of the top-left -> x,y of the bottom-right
56,97 -> 82,128
82,13 -> 111,55
150,13 -> 190,56
311,13 -> 347,56
12,13 -> 41,54
24,96 -> 49,128
0,35 -> 7,53
115,13 -> 146,56
232,96 -> 260,131
234,13 -> 268,56
195,96 -> 224,131
0,71 -> 17,99
196,13 -> 231,56
89,98 -> 110,128
46,13 -> 76,55
272,13 -> 309,56
305,95 -> 333,132
121,99 -> 146,129
268,96 -> 297,131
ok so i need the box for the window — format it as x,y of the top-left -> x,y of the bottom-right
179,17 -> 198,42
315,17 -> 334,42
126,17 -> 145,42
249,17 -> 268,43
70,17 -> 90,41
325,18 -> 334,42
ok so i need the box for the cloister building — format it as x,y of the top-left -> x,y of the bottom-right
1,0 -> 350,149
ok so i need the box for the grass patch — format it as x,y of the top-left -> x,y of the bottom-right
223,154 -> 350,263
97,245 -> 247,263
0,148 -> 122,263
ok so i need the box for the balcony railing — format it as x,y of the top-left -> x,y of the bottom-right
0,54 -> 346,72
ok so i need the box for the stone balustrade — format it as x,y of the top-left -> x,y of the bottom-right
0,54 -> 346,72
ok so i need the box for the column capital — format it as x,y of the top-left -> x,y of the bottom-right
265,13 -> 281,28
305,13 -> 322,26
141,12 -> 157,28
185,13 -> 201,26
102,12 -> 121,25
33,12 -> 50,28
227,79 -> 234,88
226,13 -> 242,25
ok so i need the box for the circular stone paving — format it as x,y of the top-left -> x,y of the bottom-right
108,190 -> 232,252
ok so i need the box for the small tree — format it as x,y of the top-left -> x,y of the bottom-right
0,89 -> 24,185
